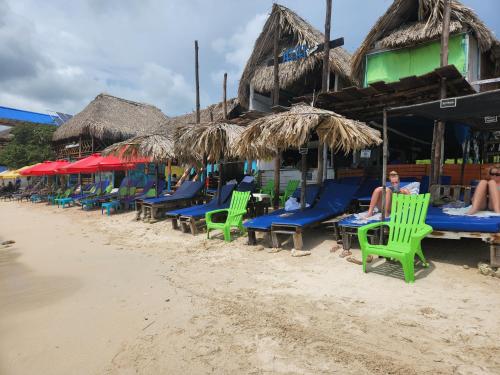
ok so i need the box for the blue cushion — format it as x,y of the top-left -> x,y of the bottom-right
166,183 -> 236,218
339,206 -> 500,233
142,181 -> 203,204
245,183 -> 357,230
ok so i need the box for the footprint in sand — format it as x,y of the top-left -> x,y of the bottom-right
419,307 -> 448,320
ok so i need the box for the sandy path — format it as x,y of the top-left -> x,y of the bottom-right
1,201 -> 499,374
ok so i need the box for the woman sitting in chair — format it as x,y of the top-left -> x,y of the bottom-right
467,166 -> 500,215
365,171 -> 410,218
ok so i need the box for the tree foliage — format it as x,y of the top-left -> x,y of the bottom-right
0,124 -> 56,169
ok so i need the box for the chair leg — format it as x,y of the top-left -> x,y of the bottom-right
361,250 -> 368,273
223,226 -> 231,242
415,247 -> 428,267
402,257 -> 415,283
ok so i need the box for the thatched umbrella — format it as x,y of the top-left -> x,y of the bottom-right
103,133 -> 176,195
174,122 -> 245,204
233,104 -> 382,209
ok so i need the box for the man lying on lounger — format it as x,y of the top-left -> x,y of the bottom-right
363,171 -> 410,218
467,166 -> 500,215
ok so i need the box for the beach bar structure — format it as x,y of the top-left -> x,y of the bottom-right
381,89 -> 500,266
309,0 -> 500,182
52,94 -> 168,160
236,4 -> 356,187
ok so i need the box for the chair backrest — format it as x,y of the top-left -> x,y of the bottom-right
292,184 -> 320,206
317,182 -> 359,212
228,191 -> 251,218
172,180 -> 195,196
284,180 -> 299,196
261,180 -> 274,195
215,183 -> 237,204
388,193 -> 430,247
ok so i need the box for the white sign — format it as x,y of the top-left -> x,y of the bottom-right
360,149 -> 371,158
484,116 -> 498,124
440,98 -> 457,108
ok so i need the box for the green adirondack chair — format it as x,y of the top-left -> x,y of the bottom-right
259,180 -> 275,198
54,187 -> 73,206
205,191 -> 251,242
358,193 -> 432,283
279,179 -> 300,207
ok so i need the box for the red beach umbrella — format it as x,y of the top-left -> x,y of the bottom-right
20,160 -> 71,176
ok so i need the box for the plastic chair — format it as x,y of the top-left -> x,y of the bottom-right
358,193 -> 432,283
205,191 -> 251,242
279,179 -> 300,207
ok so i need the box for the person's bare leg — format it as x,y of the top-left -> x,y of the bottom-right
467,180 -> 488,215
487,180 -> 500,213
366,187 -> 382,217
384,189 -> 392,217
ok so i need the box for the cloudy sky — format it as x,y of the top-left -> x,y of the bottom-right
1,0 -> 498,117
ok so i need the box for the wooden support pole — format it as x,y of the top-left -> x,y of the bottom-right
167,159 -> 172,191
322,0 -> 332,93
273,19 -> 281,208
217,73 -> 228,205
431,0 -> 451,186
195,40 -> 201,124
380,109 -> 388,243
223,73 -> 228,120
317,0 -> 332,185
300,147 -> 307,210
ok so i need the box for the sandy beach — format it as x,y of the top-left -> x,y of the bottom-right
1,201 -> 499,374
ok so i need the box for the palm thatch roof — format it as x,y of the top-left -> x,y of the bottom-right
103,134 -> 175,164
352,0 -> 500,80
52,93 -> 168,143
233,105 -> 382,159
238,4 -> 354,109
174,122 -> 245,163
164,98 -> 241,126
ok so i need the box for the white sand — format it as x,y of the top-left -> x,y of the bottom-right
1,201 -> 499,374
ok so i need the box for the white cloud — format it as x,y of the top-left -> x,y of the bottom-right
211,13 -> 267,77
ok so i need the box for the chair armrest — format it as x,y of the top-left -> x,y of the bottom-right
227,209 -> 247,219
206,208 -> 229,221
410,224 -> 433,248
358,221 -> 388,249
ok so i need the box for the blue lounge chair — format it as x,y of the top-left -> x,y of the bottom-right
268,182 -> 358,250
245,184 -> 321,245
119,179 -> 156,210
166,183 -> 237,234
138,180 -> 204,221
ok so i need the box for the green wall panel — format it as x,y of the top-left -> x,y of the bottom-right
365,34 -> 467,86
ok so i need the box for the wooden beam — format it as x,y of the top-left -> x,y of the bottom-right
431,0 -> 451,185
223,73 -> 228,120
318,0 -> 331,185
273,19 -> 281,208
195,40 -> 200,124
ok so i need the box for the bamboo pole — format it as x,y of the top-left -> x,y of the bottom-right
195,40 -> 200,124
273,19 -> 281,208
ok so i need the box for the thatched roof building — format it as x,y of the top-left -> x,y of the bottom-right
238,4 -> 354,110
53,93 -> 168,158
351,0 -> 500,84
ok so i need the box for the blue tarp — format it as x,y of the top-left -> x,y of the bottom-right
0,106 -> 56,125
